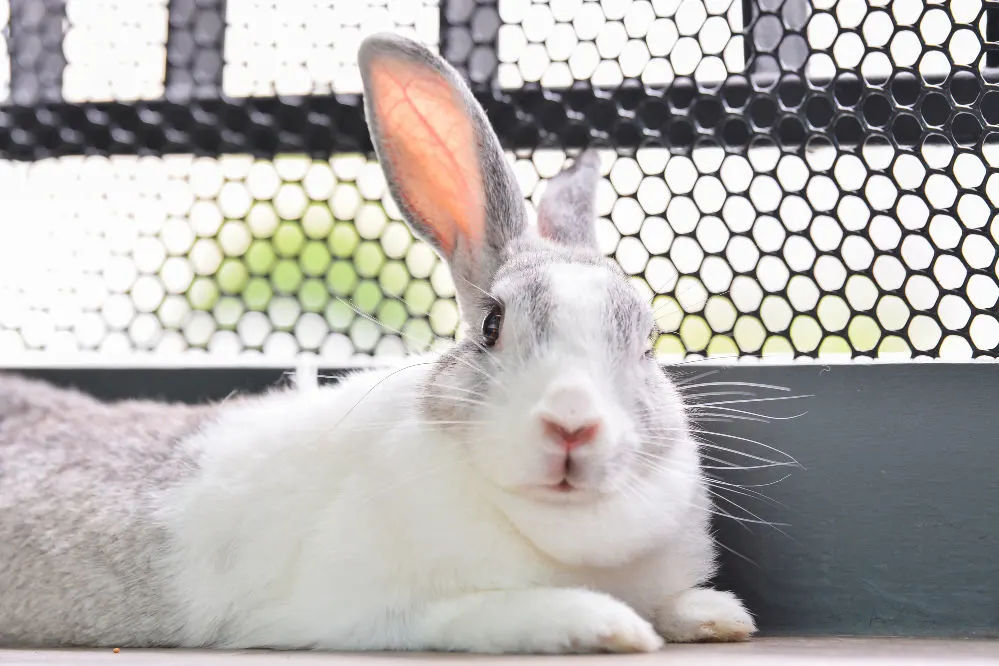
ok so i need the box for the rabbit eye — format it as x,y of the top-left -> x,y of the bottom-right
481,304 -> 503,347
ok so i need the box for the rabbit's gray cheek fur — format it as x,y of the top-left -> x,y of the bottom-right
421,242 -> 601,433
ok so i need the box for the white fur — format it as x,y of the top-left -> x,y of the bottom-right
156,354 -> 753,652
151,33 -> 757,653
3,34 -> 753,653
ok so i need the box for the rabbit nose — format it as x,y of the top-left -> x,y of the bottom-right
534,382 -> 603,451
541,418 -> 601,451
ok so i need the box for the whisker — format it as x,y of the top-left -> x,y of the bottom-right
708,505 -> 754,533
690,428 -> 801,467
680,382 -> 791,392
336,297 -> 431,351
632,451 -> 790,505
696,443 -> 795,467
336,295 -> 508,385
661,353 -> 744,367
705,479 -> 789,509
326,361 -> 438,435
707,488 -> 791,534
628,455 -> 791,547
734,473 -> 794,489
641,432 -> 793,467
683,391 -> 759,400
444,335 -> 508,375
711,507 -> 784,528
647,427 -> 799,467
699,453 -> 789,471
633,452 -> 791,504
651,285 -> 733,318
674,369 -> 721,385
692,405 -> 809,421
697,395 -> 814,407
218,388 -> 241,406
691,413 -> 772,424
456,274 -> 498,302
713,537 -> 760,569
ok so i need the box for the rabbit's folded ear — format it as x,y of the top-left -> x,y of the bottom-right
537,149 -> 601,250
359,34 -> 527,310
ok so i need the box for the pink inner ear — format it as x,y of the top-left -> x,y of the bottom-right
369,57 -> 485,256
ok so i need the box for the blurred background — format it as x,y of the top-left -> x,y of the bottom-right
0,0 -> 996,363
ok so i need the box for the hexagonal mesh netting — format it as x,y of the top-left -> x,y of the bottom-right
0,0 -> 997,361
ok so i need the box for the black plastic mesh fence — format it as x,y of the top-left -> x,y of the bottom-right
0,0 -> 997,361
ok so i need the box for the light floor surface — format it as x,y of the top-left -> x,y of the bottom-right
3,638 -> 999,666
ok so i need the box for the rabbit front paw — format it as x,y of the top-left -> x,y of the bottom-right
525,594 -> 665,654
420,588 -> 664,654
655,588 -> 756,643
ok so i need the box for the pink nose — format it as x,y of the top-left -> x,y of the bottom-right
541,418 -> 601,451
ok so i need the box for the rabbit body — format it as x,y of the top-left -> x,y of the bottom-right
0,33 -> 757,653
0,360 -> 748,652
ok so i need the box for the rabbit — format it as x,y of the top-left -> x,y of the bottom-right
0,33 -> 756,653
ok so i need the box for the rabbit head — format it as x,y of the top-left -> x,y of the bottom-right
360,35 -> 697,563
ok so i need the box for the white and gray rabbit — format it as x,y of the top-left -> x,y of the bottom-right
0,33 -> 756,653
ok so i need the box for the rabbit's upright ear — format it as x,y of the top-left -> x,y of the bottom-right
359,34 -> 527,311
537,149 -> 601,250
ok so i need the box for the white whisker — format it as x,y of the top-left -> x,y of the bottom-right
713,537 -> 760,569
691,405 -> 808,421
706,488 -> 791,534
681,381 -> 791,392
699,453 -> 789,471
697,395 -> 814,407
646,427 -> 799,467
684,391 -> 759,400
335,295 -> 508,386
456,274 -> 498,302
674,370 -> 721,385
693,413 -> 771,424
705,479 -> 789,509
690,429 -> 801,467
661,353 -> 744,367
326,361 -> 438,436
697,443 -> 795,467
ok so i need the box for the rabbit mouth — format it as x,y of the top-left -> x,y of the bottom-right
532,477 -> 600,502
548,479 -> 575,493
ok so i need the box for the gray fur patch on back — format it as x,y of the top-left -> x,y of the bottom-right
0,374 -> 219,647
